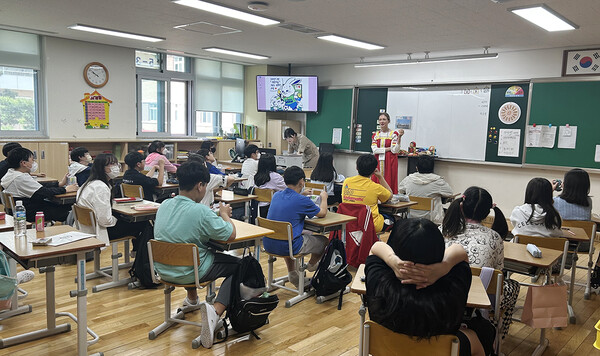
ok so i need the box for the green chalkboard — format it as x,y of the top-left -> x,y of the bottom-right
525,80 -> 600,169
306,88 -> 352,150
355,88 -> 388,152
485,83 -> 529,164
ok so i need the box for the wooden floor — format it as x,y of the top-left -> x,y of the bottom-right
2,243 -> 600,356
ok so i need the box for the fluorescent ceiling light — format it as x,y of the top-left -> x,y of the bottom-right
172,0 -> 280,26
203,47 -> 269,60
68,24 -> 165,42
317,35 -> 384,50
509,4 -> 578,32
355,53 -> 498,68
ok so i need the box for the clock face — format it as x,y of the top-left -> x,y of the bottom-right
84,63 -> 108,88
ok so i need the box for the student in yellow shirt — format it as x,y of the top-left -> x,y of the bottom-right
342,154 -> 393,232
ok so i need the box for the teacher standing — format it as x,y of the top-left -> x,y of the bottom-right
284,128 -> 320,168
371,113 -> 404,193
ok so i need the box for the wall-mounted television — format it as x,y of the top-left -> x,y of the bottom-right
256,75 -> 318,112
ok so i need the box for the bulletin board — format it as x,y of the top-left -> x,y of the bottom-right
306,88 -> 353,150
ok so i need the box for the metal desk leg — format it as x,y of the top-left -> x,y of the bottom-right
358,296 -> 366,356
254,239 -> 261,262
531,328 -> 549,356
0,258 -> 32,320
568,246 -> 578,324
341,224 -> 347,245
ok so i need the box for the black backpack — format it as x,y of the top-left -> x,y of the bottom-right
222,252 -> 279,340
129,224 -> 160,289
310,235 -> 352,310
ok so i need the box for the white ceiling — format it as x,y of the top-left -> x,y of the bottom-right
1,0 -> 600,67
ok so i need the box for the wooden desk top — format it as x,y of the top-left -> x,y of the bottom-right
36,176 -> 58,184
214,193 -> 258,204
503,242 -> 563,268
0,215 -> 32,232
54,191 -> 77,199
350,264 -> 491,309
155,183 -> 179,189
305,211 -> 357,227
559,226 -> 589,242
223,220 -> 274,243
221,162 -> 243,169
380,201 -> 418,209
112,200 -> 160,217
0,225 -> 104,260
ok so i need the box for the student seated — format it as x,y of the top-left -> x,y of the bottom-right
366,218 -> 494,356
68,146 -> 92,186
251,153 -> 286,221
553,168 -> 591,221
240,144 -> 260,189
187,153 -> 234,207
154,161 -> 238,349
1,147 -> 77,222
0,142 -> 22,181
510,177 -> 562,237
310,152 -> 345,205
198,148 -> 225,175
122,151 -> 164,201
145,141 -> 177,182
442,186 -> 519,339
398,155 -> 453,224
75,153 -> 150,247
265,166 -> 329,288
342,154 -> 393,233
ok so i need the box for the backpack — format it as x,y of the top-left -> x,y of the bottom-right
129,224 -> 160,289
222,252 -> 279,340
310,233 -> 352,310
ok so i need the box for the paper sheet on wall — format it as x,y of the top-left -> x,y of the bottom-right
332,128 -> 342,145
557,126 -> 577,149
595,145 -> 600,162
497,129 -> 521,157
540,126 -> 556,148
526,126 -> 542,147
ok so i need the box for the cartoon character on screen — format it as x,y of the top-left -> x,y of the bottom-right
278,78 -> 302,111
270,94 -> 285,111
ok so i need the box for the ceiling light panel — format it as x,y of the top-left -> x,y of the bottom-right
509,5 -> 578,32
317,35 -> 384,50
172,0 -> 280,26
68,24 -> 165,42
203,47 -> 269,59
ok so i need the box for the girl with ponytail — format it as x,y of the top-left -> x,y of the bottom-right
510,178 -> 562,237
442,186 -> 518,339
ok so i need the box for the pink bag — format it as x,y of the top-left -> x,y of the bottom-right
521,284 -> 568,328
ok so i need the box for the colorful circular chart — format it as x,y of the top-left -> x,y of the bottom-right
498,102 -> 521,124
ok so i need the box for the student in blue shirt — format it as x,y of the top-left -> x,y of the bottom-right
154,161 -> 237,349
265,166 -> 329,288
198,148 -> 225,176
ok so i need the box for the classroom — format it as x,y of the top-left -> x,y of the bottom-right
1,0 -> 600,355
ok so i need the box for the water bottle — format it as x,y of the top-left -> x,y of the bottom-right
14,200 -> 27,238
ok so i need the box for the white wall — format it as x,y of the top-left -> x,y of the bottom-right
295,48 -> 600,214
44,37 -> 136,140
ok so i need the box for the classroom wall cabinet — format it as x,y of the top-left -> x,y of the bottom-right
1,142 -> 69,179
267,119 -> 301,155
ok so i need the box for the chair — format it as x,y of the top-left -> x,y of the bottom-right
252,187 -> 274,220
1,191 -> 15,215
408,196 -> 434,221
147,240 -> 214,349
257,217 -> 314,308
471,266 -> 504,355
120,183 -> 144,199
363,320 -> 459,356
563,220 -> 597,300
305,181 -> 326,192
72,204 -> 134,292
514,235 -> 569,283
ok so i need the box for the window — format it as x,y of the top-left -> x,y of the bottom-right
194,59 -> 244,137
136,51 -> 192,137
0,30 -> 43,136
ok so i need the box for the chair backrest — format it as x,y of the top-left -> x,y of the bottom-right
147,240 -> 200,287
72,204 -> 97,229
562,219 -> 596,241
0,192 -> 15,215
141,170 -> 149,175
470,266 -> 503,296
257,217 -> 296,259
364,320 -> 459,356
470,266 -> 503,353
121,183 -> 144,199
253,187 -> 274,203
515,234 -> 569,277
305,181 -> 326,192
408,196 -> 434,212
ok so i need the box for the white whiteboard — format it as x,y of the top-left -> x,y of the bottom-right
386,85 -> 491,161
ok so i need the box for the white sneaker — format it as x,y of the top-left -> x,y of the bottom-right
182,297 -> 199,308
306,262 -> 319,272
200,303 -> 219,348
17,270 -> 34,284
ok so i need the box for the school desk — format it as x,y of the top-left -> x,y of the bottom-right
0,226 -> 105,356
304,211 -> 357,242
503,241 -> 563,356
35,176 -> 59,186
219,219 -> 274,262
111,200 -> 160,223
214,192 -> 258,223
220,162 -> 242,174
351,264 -> 491,356
557,225 -> 588,324
52,191 -> 77,205
0,215 -> 32,232
379,200 -> 418,218
154,183 -> 179,196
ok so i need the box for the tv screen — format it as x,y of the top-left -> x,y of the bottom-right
256,75 -> 318,112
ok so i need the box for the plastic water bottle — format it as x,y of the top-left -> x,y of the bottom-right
14,200 -> 27,238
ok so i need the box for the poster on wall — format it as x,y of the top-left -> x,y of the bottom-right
80,90 -> 111,129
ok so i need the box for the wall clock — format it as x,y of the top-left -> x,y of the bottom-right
83,62 -> 109,88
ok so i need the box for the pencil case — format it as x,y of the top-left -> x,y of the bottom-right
527,243 -> 542,258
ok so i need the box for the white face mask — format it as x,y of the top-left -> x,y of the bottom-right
107,166 -> 120,179
162,149 -> 169,156
30,161 -> 38,173
256,153 -> 261,160
85,154 -> 93,163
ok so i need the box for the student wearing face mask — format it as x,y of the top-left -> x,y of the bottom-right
68,146 -> 93,186
145,141 -> 177,181
1,147 -> 78,222
75,153 -> 150,246
240,144 -> 260,189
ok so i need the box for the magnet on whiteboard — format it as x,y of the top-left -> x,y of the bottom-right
566,124 -> 570,128
533,123 -> 536,127
548,124 -> 552,128
379,109 -> 386,113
